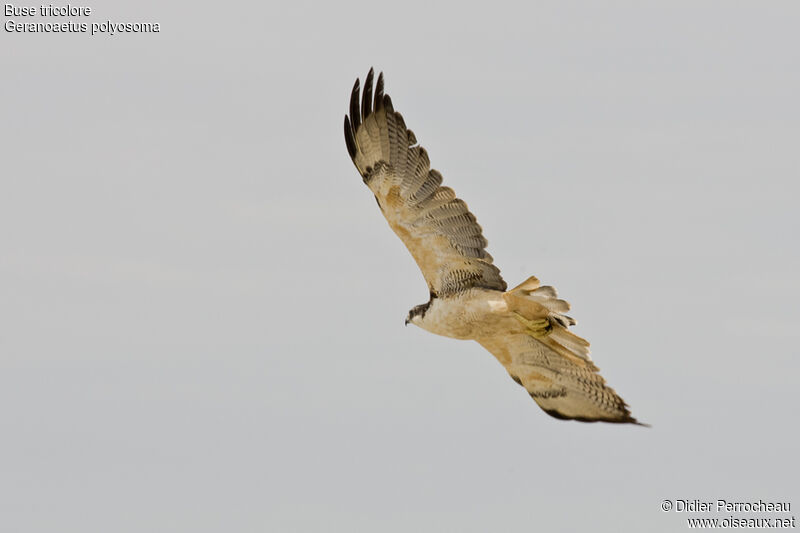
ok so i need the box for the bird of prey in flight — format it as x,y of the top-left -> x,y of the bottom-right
344,69 -> 643,425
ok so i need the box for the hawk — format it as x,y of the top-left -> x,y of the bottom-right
344,69 -> 644,425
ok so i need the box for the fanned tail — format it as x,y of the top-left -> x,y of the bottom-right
504,276 -> 590,364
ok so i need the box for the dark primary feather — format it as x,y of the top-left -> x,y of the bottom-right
374,72 -> 384,110
349,79 -> 361,131
362,68 -> 374,120
343,115 -> 356,159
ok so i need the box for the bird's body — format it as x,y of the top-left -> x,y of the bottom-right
344,68 -> 644,425
411,288 -> 510,340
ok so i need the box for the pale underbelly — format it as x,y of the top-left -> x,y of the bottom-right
417,289 -> 518,340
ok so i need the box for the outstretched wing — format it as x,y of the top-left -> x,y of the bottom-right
344,69 -> 506,297
480,334 -> 642,424
479,277 -> 644,424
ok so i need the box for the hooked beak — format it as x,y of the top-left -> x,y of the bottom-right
404,317 -> 409,326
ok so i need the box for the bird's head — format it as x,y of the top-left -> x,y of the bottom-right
405,301 -> 431,327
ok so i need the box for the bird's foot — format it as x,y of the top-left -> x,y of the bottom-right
512,312 -> 552,339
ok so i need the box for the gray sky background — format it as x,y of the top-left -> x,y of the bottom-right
2,1 -> 799,531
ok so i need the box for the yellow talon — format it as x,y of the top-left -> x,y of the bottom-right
512,312 -> 552,339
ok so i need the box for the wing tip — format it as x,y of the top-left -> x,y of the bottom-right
375,71 -> 385,110
345,68 -> 391,167
344,114 -> 356,159
542,408 -> 649,426
362,68 -> 375,120
349,77 -> 361,131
